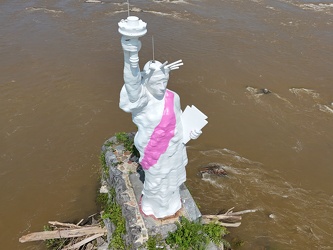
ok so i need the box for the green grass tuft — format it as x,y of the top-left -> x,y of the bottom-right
165,217 -> 230,250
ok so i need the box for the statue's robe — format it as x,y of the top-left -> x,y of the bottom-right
120,86 -> 187,218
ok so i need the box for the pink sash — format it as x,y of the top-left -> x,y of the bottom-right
140,90 -> 176,170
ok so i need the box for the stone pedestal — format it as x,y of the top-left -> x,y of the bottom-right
101,134 -> 201,249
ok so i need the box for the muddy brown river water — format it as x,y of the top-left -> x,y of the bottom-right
1,0 -> 333,249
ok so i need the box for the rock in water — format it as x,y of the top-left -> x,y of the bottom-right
260,88 -> 271,94
200,163 -> 227,177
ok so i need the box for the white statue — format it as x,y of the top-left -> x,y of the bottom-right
118,16 -> 202,218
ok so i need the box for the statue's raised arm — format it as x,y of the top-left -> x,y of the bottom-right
121,37 -> 142,103
118,16 -> 147,110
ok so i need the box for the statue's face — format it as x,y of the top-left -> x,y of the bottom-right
146,74 -> 169,99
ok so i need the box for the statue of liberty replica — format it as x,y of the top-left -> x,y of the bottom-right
118,16 -> 204,219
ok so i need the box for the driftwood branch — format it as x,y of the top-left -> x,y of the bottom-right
202,215 -> 241,224
19,226 -> 106,243
226,209 -> 257,216
48,221 -> 82,229
202,217 -> 242,227
76,219 -> 84,226
19,215 -> 107,249
62,233 -> 104,250
202,208 -> 256,227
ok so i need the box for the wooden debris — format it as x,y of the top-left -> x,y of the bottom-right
62,233 -> 104,250
226,209 -> 257,216
19,214 -> 107,249
85,0 -> 102,3
76,219 -> 84,226
19,226 -> 106,243
202,208 -> 256,228
203,214 -> 242,222
48,221 -> 82,229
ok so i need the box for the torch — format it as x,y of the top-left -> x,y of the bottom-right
118,16 -> 147,68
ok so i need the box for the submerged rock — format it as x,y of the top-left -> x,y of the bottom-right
260,88 -> 271,94
200,163 -> 227,177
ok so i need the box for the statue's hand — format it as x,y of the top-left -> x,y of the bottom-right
190,129 -> 202,140
121,37 -> 142,53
